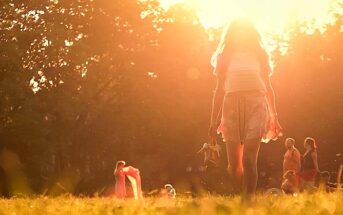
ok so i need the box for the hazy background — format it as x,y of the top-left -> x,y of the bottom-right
0,0 -> 342,196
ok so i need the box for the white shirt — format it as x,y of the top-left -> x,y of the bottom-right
224,52 -> 267,93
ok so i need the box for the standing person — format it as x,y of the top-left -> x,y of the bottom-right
114,161 -> 143,199
114,161 -> 127,198
208,19 -> 282,197
299,137 -> 320,191
283,138 -> 301,174
283,138 -> 301,188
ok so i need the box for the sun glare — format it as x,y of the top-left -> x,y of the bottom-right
157,0 -> 342,54
158,0 -> 339,34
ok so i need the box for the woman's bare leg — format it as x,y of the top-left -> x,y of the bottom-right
226,141 -> 243,192
242,138 -> 261,196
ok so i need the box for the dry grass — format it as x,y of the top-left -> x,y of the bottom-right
0,192 -> 342,215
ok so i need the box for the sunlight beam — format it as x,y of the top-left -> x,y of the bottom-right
158,0 -> 338,33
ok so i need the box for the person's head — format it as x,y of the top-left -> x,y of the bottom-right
164,184 -> 173,191
115,160 -> 126,171
304,137 -> 317,151
211,18 -> 266,68
223,18 -> 262,51
285,138 -> 295,150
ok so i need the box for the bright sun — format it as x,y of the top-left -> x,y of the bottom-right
158,0 -> 339,35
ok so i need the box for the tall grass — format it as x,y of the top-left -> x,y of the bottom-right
0,192 -> 342,215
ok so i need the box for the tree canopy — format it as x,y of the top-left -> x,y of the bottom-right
0,0 -> 342,196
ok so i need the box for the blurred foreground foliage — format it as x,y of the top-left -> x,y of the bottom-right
1,192 -> 343,215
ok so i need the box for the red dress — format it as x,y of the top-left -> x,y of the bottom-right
114,169 -> 126,198
283,148 -> 301,187
114,166 -> 142,199
299,150 -> 317,181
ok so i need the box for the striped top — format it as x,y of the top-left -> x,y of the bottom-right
224,52 -> 267,93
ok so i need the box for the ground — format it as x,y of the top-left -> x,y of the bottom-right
0,192 -> 342,215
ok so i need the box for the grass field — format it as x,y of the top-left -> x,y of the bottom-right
0,192 -> 342,215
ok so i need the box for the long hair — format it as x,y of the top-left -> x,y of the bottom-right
211,18 -> 269,74
114,160 -> 126,173
304,137 -> 317,151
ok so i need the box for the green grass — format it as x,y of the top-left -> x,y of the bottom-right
0,192 -> 342,215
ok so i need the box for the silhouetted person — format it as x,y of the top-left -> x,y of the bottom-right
208,18 -> 282,198
283,138 -> 301,188
114,161 -> 142,199
299,137 -> 320,192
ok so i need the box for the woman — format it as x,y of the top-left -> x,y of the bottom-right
283,138 -> 301,189
208,19 -> 282,196
299,137 -> 320,191
114,161 -> 143,199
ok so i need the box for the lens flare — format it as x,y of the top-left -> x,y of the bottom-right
158,0 -> 341,54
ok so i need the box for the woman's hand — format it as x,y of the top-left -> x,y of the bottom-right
208,123 -> 218,142
270,115 -> 283,139
274,116 -> 283,135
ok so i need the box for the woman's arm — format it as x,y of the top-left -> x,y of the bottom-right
197,143 -> 208,154
295,150 -> 302,172
261,59 -> 278,118
209,73 -> 226,140
264,76 -> 278,117
261,56 -> 283,137
311,152 -> 320,172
